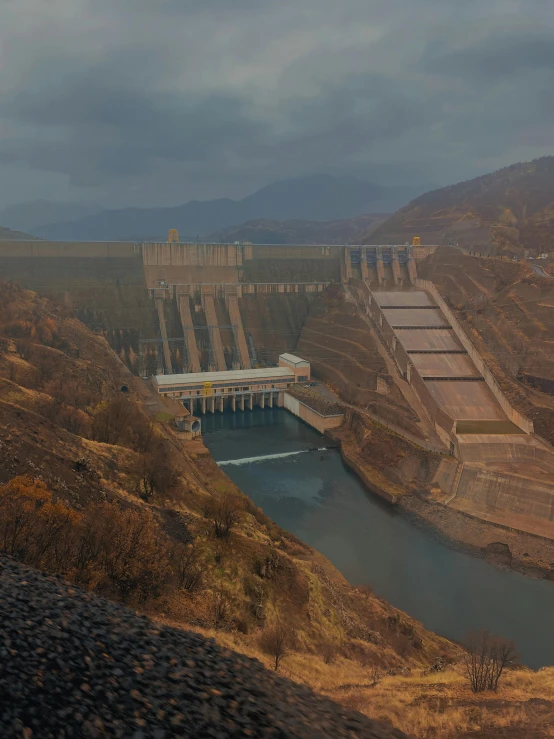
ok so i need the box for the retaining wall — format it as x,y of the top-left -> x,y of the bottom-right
455,466 -> 554,521
283,393 -> 344,434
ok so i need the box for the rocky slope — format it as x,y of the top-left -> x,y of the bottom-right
365,156 -> 554,255
0,556 -> 406,739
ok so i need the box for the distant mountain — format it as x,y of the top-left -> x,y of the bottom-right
365,156 -> 554,255
0,225 -> 39,241
209,214 -> 388,245
0,201 -> 103,233
32,176 -> 432,241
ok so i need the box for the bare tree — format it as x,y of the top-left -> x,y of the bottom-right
369,665 -> 381,687
260,622 -> 296,671
463,630 -> 517,693
211,588 -> 230,626
175,543 -> 205,593
205,493 -> 243,538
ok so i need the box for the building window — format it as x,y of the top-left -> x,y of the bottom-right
298,375 -> 308,382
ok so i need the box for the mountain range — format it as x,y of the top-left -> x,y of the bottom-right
26,176 -> 432,241
209,214 -> 388,245
0,201 -> 103,235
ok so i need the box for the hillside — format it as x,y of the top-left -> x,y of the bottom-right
2,280 -> 554,737
0,225 -> 39,240
0,557 -> 404,739
32,176 -> 427,241
0,280 -> 454,722
209,214 -> 387,245
366,156 -> 554,255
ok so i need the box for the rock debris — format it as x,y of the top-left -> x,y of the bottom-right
0,557 -> 407,738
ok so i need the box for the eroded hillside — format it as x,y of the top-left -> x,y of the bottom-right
366,156 -> 554,255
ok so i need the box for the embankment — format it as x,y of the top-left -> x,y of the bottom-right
327,408 -> 442,506
283,391 -> 344,434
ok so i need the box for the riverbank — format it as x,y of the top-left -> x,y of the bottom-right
329,419 -> 554,581
320,399 -> 554,582
202,407 -> 554,668
399,493 -> 554,581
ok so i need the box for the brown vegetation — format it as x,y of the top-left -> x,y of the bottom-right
462,630 -> 518,693
0,476 -> 175,604
205,492 -> 244,538
368,155 -> 554,255
260,622 -> 297,671
1,278 -> 553,738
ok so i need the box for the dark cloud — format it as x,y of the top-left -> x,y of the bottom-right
0,0 -> 553,207
423,29 -> 554,80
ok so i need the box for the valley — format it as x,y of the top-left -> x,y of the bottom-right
2,158 -> 554,737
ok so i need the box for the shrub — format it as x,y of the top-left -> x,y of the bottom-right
463,629 -> 518,693
205,493 -> 243,538
211,588 -> 230,626
0,477 -> 81,572
260,622 -> 297,671
322,643 -> 337,665
174,543 -> 205,593
134,441 -> 177,501
0,477 -> 175,605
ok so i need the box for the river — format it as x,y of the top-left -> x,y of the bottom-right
202,408 -> 554,669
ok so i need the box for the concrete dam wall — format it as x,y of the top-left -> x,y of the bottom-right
3,236 -> 554,537
0,241 -> 345,376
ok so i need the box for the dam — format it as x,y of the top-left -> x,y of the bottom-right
1,237 -> 554,539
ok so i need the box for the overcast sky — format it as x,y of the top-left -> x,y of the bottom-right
1,0 -> 553,208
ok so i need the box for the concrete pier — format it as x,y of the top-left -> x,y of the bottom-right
201,287 -> 226,371
226,290 -> 251,369
155,296 -> 173,374
392,253 -> 402,286
177,291 -> 201,373
376,249 -> 386,286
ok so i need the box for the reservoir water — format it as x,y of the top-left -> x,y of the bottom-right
202,408 -> 554,669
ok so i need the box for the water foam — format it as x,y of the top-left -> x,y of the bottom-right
218,448 -> 328,467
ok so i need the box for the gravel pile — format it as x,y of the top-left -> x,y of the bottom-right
0,557 -> 407,738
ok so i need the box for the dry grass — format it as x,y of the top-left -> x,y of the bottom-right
333,667 -> 554,738
150,606 -> 554,739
